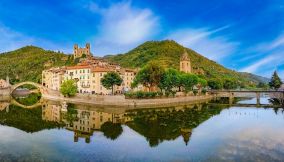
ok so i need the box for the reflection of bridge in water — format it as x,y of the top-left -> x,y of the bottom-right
210,90 -> 284,105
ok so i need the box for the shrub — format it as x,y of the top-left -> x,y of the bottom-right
201,88 -> 207,95
193,89 -> 198,96
136,91 -> 145,99
150,92 -> 157,98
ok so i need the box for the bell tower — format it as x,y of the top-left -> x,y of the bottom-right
180,50 -> 191,73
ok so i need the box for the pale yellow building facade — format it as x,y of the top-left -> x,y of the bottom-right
180,50 -> 191,73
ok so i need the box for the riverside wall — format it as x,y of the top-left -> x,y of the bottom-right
42,92 -> 214,109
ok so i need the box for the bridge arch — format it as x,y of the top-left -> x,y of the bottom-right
10,98 -> 42,109
11,81 -> 44,94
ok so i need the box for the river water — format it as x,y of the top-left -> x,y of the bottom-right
0,95 -> 284,162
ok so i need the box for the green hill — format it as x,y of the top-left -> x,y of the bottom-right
105,40 -> 269,87
0,41 -> 268,88
0,46 -> 74,84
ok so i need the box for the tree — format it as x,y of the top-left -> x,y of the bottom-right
269,71 -> 282,89
132,62 -> 165,91
101,72 -> 123,95
223,78 -> 238,90
208,78 -> 223,90
180,73 -> 198,93
159,68 -> 180,95
60,79 -> 78,97
197,78 -> 207,87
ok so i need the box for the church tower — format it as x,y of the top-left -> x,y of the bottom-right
180,50 -> 191,73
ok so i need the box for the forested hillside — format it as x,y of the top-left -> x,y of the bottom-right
0,46 -> 74,83
105,40 -> 269,87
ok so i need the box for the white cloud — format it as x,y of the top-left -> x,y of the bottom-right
240,34 -> 284,76
240,55 -> 279,73
87,1 -> 159,55
165,26 -> 237,61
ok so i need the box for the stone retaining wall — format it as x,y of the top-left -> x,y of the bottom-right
42,93 -> 213,108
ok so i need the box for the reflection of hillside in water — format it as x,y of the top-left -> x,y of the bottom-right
0,100 -> 228,146
0,104 -> 63,133
126,104 -> 227,147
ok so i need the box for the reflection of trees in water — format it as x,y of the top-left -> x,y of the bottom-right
13,93 -> 41,106
101,121 -> 123,140
64,103 -> 78,126
0,105 -> 63,133
126,104 -> 226,147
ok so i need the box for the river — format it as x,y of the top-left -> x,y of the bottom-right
0,95 -> 283,162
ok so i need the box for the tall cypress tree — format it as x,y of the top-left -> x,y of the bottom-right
269,71 -> 282,89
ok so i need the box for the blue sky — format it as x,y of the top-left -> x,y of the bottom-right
0,0 -> 284,78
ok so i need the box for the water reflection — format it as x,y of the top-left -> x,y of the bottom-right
0,99 -> 227,146
0,98 -> 284,161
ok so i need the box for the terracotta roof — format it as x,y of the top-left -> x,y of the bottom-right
92,67 -> 113,72
66,65 -> 91,70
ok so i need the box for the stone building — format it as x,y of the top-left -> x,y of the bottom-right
43,58 -> 137,95
42,67 -> 66,91
74,43 -> 91,59
0,76 -> 10,88
180,50 -> 191,73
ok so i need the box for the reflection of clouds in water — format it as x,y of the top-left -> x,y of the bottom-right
189,108 -> 284,161
209,120 -> 284,161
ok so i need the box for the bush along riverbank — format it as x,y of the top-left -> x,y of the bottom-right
124,90 -> 207,99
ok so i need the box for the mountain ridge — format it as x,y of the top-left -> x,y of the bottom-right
0,41 -> 269,87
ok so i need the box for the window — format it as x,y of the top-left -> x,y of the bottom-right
100,73 -> 102,76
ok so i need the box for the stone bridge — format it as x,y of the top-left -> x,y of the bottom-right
210,90 -> 284,105
11,81 -> 43,93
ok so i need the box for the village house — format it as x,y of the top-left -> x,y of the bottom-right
42,43 -> 137,95
42,67 -> 66,91
0,76 -> 10,89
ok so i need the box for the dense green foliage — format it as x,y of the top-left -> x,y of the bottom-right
132,62 -> 165,91
125,91 -> 162,99
13,93 -> 41,106
208,78 -> 223,89
101,122 -> 123,140
0,105 -> 62,133
105,40 -> 269,88
132,63 -> 207,96
101,72 -> 123,94
0,46 -> 74,84
60,80 -> 78,97
159,68 -> 180,95
126,104 -> 226,147
269,71 -> 282,89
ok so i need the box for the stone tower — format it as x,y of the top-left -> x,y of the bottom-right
73,43 -> 91,59
180,50 -> 191,73
6,75 -> 10,86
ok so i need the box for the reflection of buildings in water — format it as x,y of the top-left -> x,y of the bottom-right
41,101 -> 207,145
42,102 -> 61,122
67,109 -> 133,143
40,101 -> 134,143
